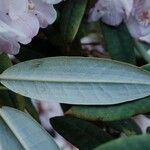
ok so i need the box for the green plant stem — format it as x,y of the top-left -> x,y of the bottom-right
134,40 -> 150,63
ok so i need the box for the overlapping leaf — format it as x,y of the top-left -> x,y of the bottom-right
0,57 -> 150,105
66,97 -> 150,121
101,23 -> 136,64
50,116 -> 112,150
60,0 -> 87,43
0,107 -> 59,150
95,134 -> 150,150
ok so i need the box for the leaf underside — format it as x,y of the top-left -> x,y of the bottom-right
0,57 -> 150,105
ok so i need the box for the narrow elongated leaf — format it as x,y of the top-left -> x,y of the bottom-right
95,134 -> 150,150
60,0 -> 87,43
50,116 -> 113,150
66,96 -> 150,121
101,23 -> 136,64
0,107 -> 59,150
0,57 -> 150,105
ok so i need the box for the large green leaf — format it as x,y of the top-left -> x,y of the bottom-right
101,23 -> 136,64
0,107 -> 59,150
95,134 -> 150,150
66,96 -> 150,121
60,0 -> 87,43
50,116 -> 113,150
0,57 -> 150,105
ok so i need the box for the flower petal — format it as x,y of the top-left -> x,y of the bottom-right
88,0 -> 129,26
0,34 -> 20,55
0,0 -> 7,13
127,15 -> 150,38
140,33 -> 150,43
32,0 -> 57,28
8,0 -> 28,20
120,0 -> 133,19
9,13 -> 40,44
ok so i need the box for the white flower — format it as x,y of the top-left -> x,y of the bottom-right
126,0 -> 150,42
0,0 -> 61,54
0,12 -> 39,54
89,0 -> 133,26
29,0 -> 58,28
133,114 -> 150,133
89,0 -> 150,43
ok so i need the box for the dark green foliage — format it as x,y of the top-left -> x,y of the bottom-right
51,116 -> 113,150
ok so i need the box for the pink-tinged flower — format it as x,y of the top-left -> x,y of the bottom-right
88,0 -> 133,26
29,0 -> 58,28
7,0 -> 62,28
89,0 -> 150,44
126,0 -> 150,42
0,0 -> 62,55
133,114 -> 150,133
140,34 -> 150,43
0,12 -> 39,54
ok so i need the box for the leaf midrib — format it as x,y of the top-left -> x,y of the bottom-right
0,75 -> 150,85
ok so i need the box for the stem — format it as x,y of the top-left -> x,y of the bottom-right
134,40 -> 150,63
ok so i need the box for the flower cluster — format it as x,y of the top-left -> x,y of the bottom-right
89,0 -> 150,43
0,0 -> 61,54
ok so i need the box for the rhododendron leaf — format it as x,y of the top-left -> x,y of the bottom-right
60,0 -> 87,43
66,96 -> 150,122
0,57 -> 150,105
95,134 -> 150,150
101,23 -> 136,64
50,116 -> 113,149
0,106 -> 59,150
